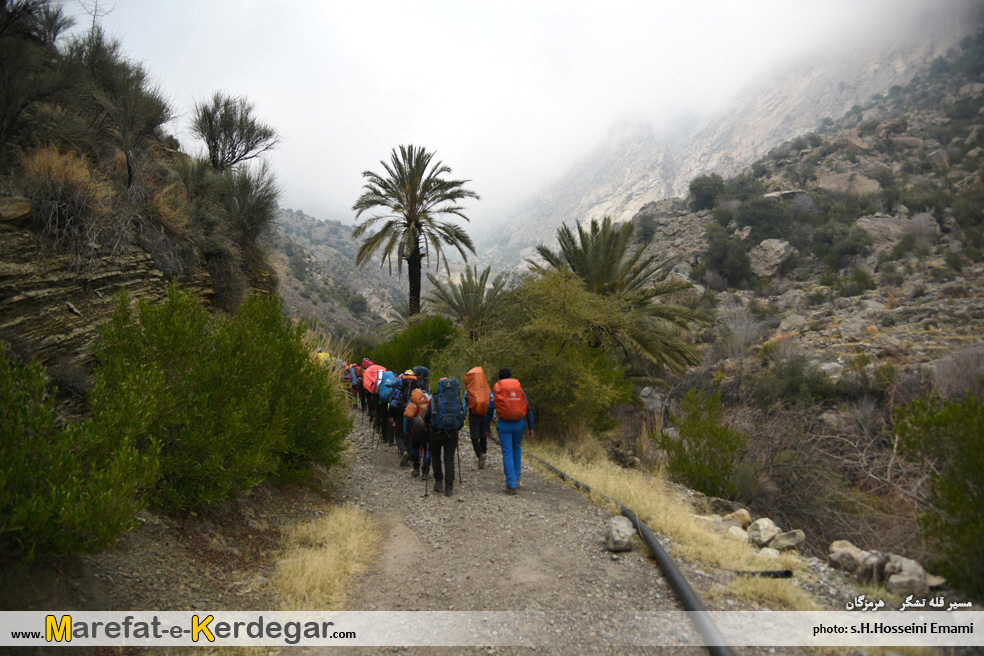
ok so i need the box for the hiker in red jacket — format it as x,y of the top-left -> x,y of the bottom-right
491,368 -> 533,495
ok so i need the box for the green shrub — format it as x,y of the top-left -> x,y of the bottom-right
94,285 -> 350,510
704,223 -> 753,287
944,249 -> 964,273
753,356 -> 836,410
838,268 -> 876,297
660,389 -> 748,498
689,173 -> 725,211
431,272 -> 632,435
367,314 -> 458,379
0,346 -> 158,567
897,391 -> 984,596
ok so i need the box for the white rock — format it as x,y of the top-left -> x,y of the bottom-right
606,516 -> 635,552
747,518 -> 781,547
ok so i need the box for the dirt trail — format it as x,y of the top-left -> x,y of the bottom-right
322,413 -> 791,656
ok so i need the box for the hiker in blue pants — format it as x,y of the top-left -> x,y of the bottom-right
491,368 -> 534,495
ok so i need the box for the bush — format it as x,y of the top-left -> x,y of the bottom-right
0,345 -> 158,567
431,272 -> 632,435
897,391 -> 984,596
20,146 -> 119,269
660,389 -> 748,498
367,314 -> 458,379
704,224 -> 753,287
753,356 -> 836,410
689,173 -> 725,211
93,285 -> 350,510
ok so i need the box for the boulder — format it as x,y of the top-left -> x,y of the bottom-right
779,314 -> 808,332
884,554 -> 928,597
747,518 -> 781,547
839,317 -> 867,342
818,172 -> 880,195
757,548 -> 781,559
770,529 -> 805,551
728,526 -> 749,542
875,335 -> 905,356
829,540 -> 863,572
750,240 -> 795,278
778,289 -> 808,311
820,362 -> 844,378
606,516 -> 636,552
723,509 -> 752,528
0,197 -> 31,222
891,135 -> 926,150
856,215 -> 909,252
927,149 -> 950,169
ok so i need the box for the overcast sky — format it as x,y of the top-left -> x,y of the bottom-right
65,0 -> 936,227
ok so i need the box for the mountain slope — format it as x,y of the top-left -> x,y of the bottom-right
483,0 -> 983,268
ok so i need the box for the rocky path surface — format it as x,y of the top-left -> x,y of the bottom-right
320,413 -> 805,656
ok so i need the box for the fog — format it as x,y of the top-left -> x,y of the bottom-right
67,0 -> 946,227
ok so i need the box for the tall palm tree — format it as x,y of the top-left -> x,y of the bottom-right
352,144 -> 479,315
425,264 -> 507,340
530,215 -> 708,372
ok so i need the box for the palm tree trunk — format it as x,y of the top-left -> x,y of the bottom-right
408,248 -> 422,315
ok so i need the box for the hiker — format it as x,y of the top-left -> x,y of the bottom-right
358,358 -> 372,414
463,366 -> 493,469
390,369 -> 417,466
403,387 -> 431,479
423,377 -> 465,498
377,369 -> 397,446
492,367 -> 534,495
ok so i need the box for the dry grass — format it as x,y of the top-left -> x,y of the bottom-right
272,505 -> 378,611
523,441 -> 809,609
148,182 -> 191,237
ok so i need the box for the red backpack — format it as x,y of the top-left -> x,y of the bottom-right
493,378 -> 527,421
464,367 -> 492,416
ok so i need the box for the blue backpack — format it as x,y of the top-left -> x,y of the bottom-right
433,378 -> 465,432
412,365 -> 430,392
378,371 -> 397,403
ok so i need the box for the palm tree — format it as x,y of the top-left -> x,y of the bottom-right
425,264 -> 507,340
380,298 -> 427,338
352,144 -> 479,315
530,215 -> 708,372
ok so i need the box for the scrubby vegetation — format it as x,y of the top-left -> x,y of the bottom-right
2,2 -> 281,309
1,285 -> 350,567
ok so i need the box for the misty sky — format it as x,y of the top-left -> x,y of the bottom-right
66,0 -> 934,228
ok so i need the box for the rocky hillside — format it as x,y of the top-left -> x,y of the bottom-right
269,209 -> 405,336
482,0 -> 983,268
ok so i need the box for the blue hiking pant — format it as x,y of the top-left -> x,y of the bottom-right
497,419 -> 526,490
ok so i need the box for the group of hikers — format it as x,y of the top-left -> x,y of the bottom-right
331,357 -> 534,497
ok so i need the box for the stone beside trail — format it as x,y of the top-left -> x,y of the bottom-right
321,413 -> 810,656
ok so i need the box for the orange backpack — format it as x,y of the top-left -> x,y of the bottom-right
403,388 -> 430,419
464,367 -> 492,416
493,378 -> 528,421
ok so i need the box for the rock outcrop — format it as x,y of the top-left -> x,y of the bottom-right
0,198 -> 214,372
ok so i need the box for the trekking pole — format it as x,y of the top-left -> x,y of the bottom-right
422,442 -> 430,498
457,438 -> 463,486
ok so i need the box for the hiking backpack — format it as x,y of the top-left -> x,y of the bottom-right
378,370 -> 397,403
493,378 -> 528,421
363,364 -> 385,393
464,366 -> 492,416
432,378 -> 465,432
411,365 -> 429,392
404,388 -> 429,419
390,374 -> 417,409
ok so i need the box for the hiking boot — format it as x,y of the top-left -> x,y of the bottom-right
411,467 -> 420,478
433,480 -> 444,493
506,487 -> 518,496
478,454 -> 486,469
400,451 -> 410,467
445,486 -> 454,498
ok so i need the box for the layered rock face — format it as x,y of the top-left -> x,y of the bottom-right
0,198 -> 214,371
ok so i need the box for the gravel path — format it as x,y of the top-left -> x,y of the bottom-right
320,413 -> 804,656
